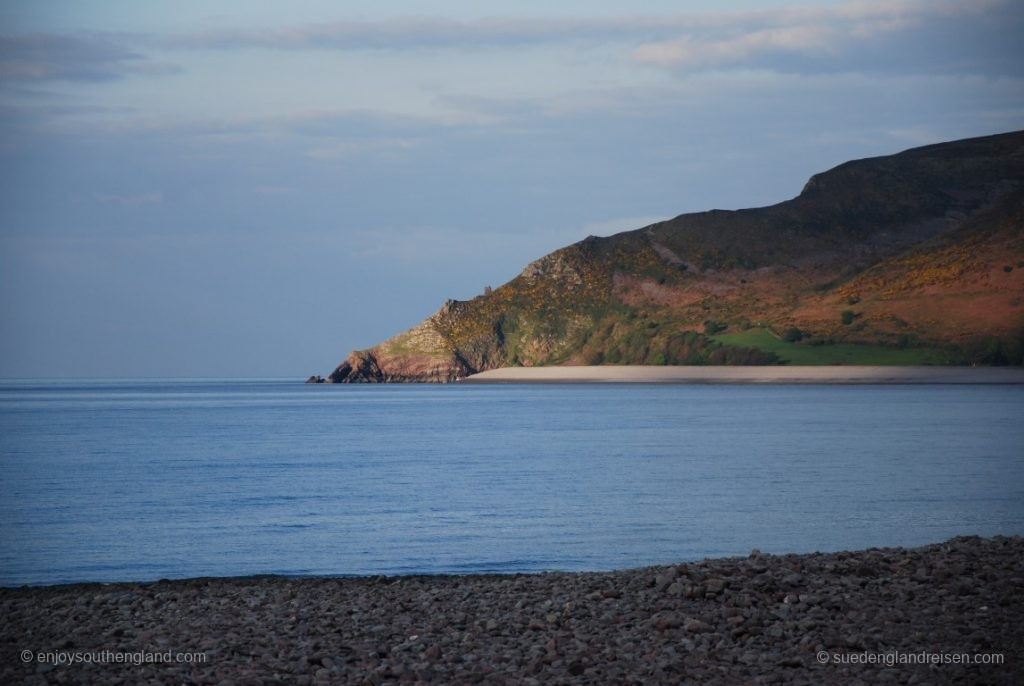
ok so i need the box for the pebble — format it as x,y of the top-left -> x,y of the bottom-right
684,619 -> 713,633
705,578 -> 726,595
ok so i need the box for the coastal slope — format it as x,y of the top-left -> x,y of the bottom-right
322,131 -> 1024,383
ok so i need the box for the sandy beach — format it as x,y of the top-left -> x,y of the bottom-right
461,365 -> 1024,384
3,536 -> 1021,685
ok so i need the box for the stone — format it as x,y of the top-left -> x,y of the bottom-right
654,615 -> 680,631
684,619 -> 713,634
705,578 -> 726,595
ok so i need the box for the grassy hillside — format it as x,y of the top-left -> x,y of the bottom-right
325,131 -> 1024,382
711,329 -> 954,366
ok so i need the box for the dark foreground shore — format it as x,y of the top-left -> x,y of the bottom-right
3,537 -> 1021,685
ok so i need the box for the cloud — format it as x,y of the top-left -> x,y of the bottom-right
252,185 -> 293,195
0,32 -> 180,83
305,137 -> 421,161
633,25 -> 837,70
93,191 -> 164,207
631,0 -> 1022,76
160,6 -> 937,53
158,0 -> 1015,69
2,104 -> 440,165
166,16 -> 687,52
4,1 -> 1017,95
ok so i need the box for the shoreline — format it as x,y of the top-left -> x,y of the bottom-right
3,536 -> 1021,684
461,365 -> 1024,384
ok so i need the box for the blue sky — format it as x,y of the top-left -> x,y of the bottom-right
2,0 -> 1022,377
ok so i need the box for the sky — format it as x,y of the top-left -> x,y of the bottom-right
1,0 -> 1022,378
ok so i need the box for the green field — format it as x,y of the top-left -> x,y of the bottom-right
711,328 -> 953,365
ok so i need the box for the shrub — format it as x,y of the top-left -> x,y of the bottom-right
1005,335 -> 1024,366
703,319 -> 726,335
963,336 -> 1007,366
841,310 -> 856,325
781,327 -> 803,343
1004,265 -> 1014,273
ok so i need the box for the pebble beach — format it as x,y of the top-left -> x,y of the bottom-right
2,536 -> 1021,685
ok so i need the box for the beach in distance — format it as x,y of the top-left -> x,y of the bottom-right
462,365 -> 1024,384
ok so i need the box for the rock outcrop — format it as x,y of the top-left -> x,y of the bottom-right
328,302 -> 476,383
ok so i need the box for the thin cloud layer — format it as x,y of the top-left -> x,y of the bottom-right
165,0 -> 1001,53
168,16 -> 698,51
3,0 -> 1018,87
631,0 -> 1021,75
93,191 -> 164,207
0,32 -> 179,82
149,0 -> 1023,81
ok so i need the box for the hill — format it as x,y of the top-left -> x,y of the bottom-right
319,131 -> 1024,383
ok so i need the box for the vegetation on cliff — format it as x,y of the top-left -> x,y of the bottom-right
324,131 -> 1024,382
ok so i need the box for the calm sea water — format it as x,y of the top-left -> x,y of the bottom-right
1,379 -> 1022,586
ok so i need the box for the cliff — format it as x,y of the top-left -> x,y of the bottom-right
321,130 -> 1024,382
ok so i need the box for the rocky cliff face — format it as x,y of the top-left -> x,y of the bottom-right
322,130 -> 1024,382
329,303 -> 474,383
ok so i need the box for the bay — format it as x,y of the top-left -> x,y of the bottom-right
1,379 -> 1022,586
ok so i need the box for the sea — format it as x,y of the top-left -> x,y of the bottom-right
1,379 -> 1022,587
